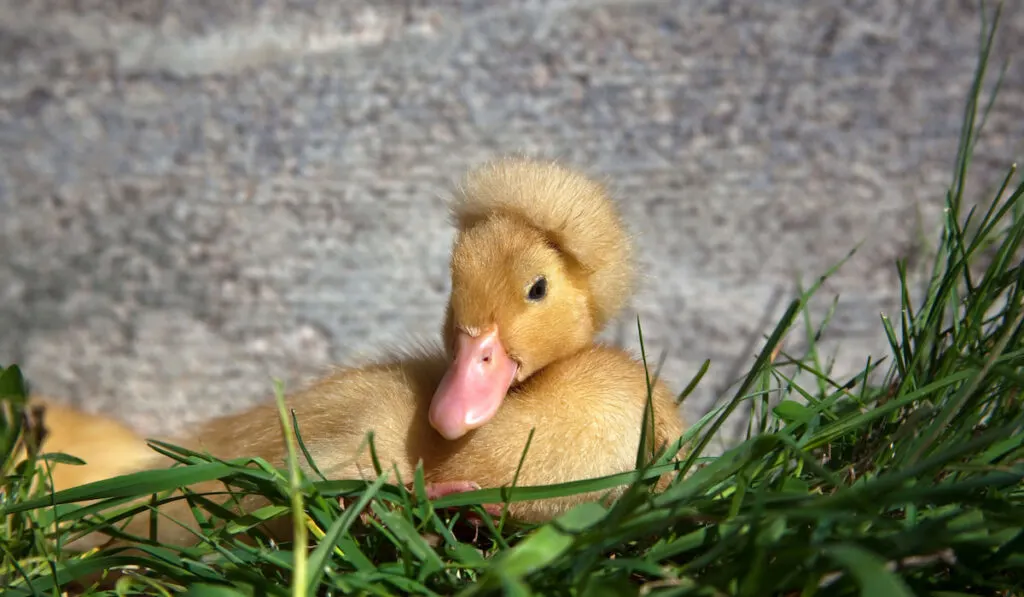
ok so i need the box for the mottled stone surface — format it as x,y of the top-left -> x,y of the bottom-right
1,1 -> 1022,448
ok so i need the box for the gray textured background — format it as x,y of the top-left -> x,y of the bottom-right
1,1 -> 1022,447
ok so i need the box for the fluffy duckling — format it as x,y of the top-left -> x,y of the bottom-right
11,399 -> 158,493
26,156 -> 685,550
424,157 -> 684,521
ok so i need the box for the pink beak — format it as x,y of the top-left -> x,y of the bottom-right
428,325 -> 519,440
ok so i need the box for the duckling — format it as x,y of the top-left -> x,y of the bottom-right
26,156 -> 685,550
11,398 -> 158,493
423,156 -> 684,521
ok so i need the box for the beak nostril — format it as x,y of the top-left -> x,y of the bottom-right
482,355 -> 491,363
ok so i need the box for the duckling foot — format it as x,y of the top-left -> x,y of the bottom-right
337,481 -> 505,526
423,481 -> 505,525
422,480 -> 483,500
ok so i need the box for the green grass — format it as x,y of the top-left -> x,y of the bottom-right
3,5 -> 1023,596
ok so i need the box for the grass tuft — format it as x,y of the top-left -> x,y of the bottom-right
3,5 -> 1022,595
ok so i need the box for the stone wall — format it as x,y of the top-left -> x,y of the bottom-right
1,1 -> 1021,447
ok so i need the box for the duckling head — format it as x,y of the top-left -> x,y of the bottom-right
429,156 -> 635,440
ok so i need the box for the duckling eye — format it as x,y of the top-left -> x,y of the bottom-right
526,276 -> 547,302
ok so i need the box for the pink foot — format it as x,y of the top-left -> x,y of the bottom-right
422,480 -> 505,524
337,480 -> 504,525
422,480 -> 481,500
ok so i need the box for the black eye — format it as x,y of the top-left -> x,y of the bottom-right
527,276 -> 547,302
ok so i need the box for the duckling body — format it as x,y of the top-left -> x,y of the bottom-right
22,155 -> 686,551
43,342 -> 679,551
424,344 -> 682,522
14,399 -> 159,492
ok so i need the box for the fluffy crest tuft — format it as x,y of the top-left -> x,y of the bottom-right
449,156 -> 635,331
